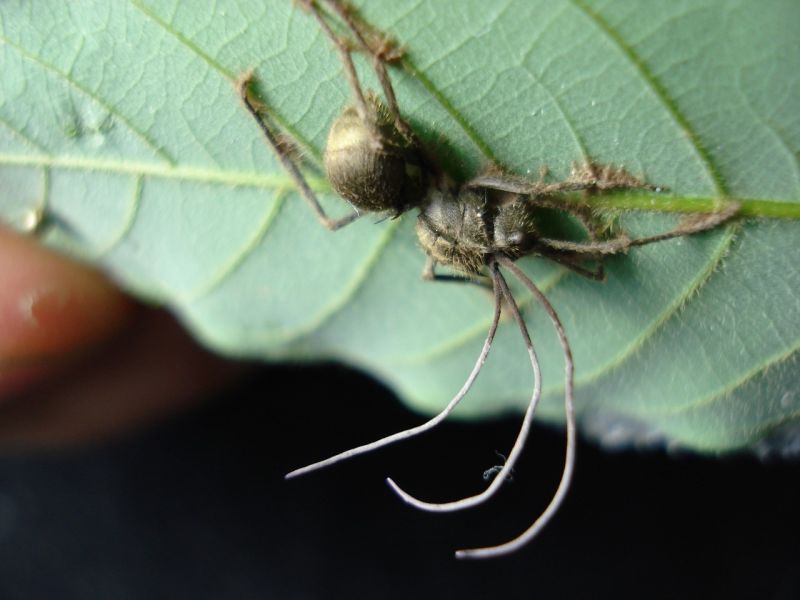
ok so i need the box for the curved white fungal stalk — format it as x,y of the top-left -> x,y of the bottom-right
385,260 -> 542,512
284,265 -> 504,480
452,256 -> 577,560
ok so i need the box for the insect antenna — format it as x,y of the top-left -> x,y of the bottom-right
452,255 -> 577,560
284,263 -> 504,480
385,258 -> 542,512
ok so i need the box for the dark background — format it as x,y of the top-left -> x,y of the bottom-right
0,363 -> 798,600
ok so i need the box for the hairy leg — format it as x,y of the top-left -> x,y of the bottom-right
538,201 -> 740,256
236,73 -> 359,231
303,0 -> 417,143
421,256 -> 493,288
464,162 -> 655,196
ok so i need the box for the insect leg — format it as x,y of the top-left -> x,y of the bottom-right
386,259 -> 542,513
299,0 -> 371,126
452,255 -> 578,560
537,235 -> 631,256
422,256 -> 493,289
465,162 -> 655,196
536,249 -> 607,281
236,73 -> 359,231
284,262 -> 504,479
465,174 -> 642,196
317,0 -> 416,142
537,201 -> 739,256
626,201 -> 740,248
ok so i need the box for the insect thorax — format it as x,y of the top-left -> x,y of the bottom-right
416,189 -> 541,275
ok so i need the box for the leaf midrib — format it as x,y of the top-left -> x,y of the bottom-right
0,152 -> 326,189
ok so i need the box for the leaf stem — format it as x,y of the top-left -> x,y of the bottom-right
569,192 -> 800,220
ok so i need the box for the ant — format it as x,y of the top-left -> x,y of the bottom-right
237,0 -> 739,559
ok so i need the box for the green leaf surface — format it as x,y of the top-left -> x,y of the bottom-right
1,0 -> 799,452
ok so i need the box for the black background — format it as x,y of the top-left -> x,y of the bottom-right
0,363 -> 798,600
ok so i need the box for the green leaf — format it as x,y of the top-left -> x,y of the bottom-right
1,0 -> 798,452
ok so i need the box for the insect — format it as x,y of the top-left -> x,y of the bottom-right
238,0 -> 739,558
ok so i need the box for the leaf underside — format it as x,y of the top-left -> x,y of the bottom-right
1,0 -> 799,453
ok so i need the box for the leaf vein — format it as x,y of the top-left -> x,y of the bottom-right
95,175 -> 143,257
247,218 -> 403,347
180,190 -> 287,303
661,343 -> 800,418
0,33 -> 175,165
570,0 -> 728,196
0,152 -> 326,190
